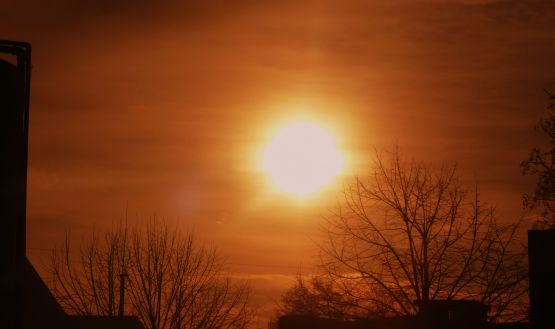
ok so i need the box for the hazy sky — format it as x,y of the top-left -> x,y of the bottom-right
3,0 -> 555,324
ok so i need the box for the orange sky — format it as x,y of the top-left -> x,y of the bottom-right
2,0 -> 555,325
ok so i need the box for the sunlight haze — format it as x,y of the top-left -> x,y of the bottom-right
2,0 -> 555,326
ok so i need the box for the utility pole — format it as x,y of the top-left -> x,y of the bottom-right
118,271 -> 129,317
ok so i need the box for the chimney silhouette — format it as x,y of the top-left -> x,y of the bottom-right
0,40 -> 31,329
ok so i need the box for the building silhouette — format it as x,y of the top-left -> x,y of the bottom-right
0,40 -> 144,329
278,299 -> 495,329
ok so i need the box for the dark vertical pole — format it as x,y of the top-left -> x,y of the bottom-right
0,40 -> 31,329
528,229 -> 555,329
118,272 -> 128,317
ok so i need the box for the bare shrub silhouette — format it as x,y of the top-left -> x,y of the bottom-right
50,220 -> 251,329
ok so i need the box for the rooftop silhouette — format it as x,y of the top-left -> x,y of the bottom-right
0,40 -> 145,329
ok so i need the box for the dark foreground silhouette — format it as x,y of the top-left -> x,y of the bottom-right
278,301 -> 524,329
0,40 -> 144,329
276,233 -> 555,329
2,40 -> 555,329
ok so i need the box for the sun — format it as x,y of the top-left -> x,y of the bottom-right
261,121 -> 344,196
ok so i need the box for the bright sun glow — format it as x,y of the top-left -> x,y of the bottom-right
262,121 -> 344,196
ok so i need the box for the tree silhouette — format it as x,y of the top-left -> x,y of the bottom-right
268,274 -> 361,329
287,148 -> 527,322
50,220 -> 252,329
521,90 -> 555,228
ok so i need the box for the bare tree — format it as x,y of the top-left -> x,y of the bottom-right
521,90 -> 555,228
272,274 -> 363,322
50,220 -> 251,329
314,148 -> 528,322
50,224 -> 127,316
